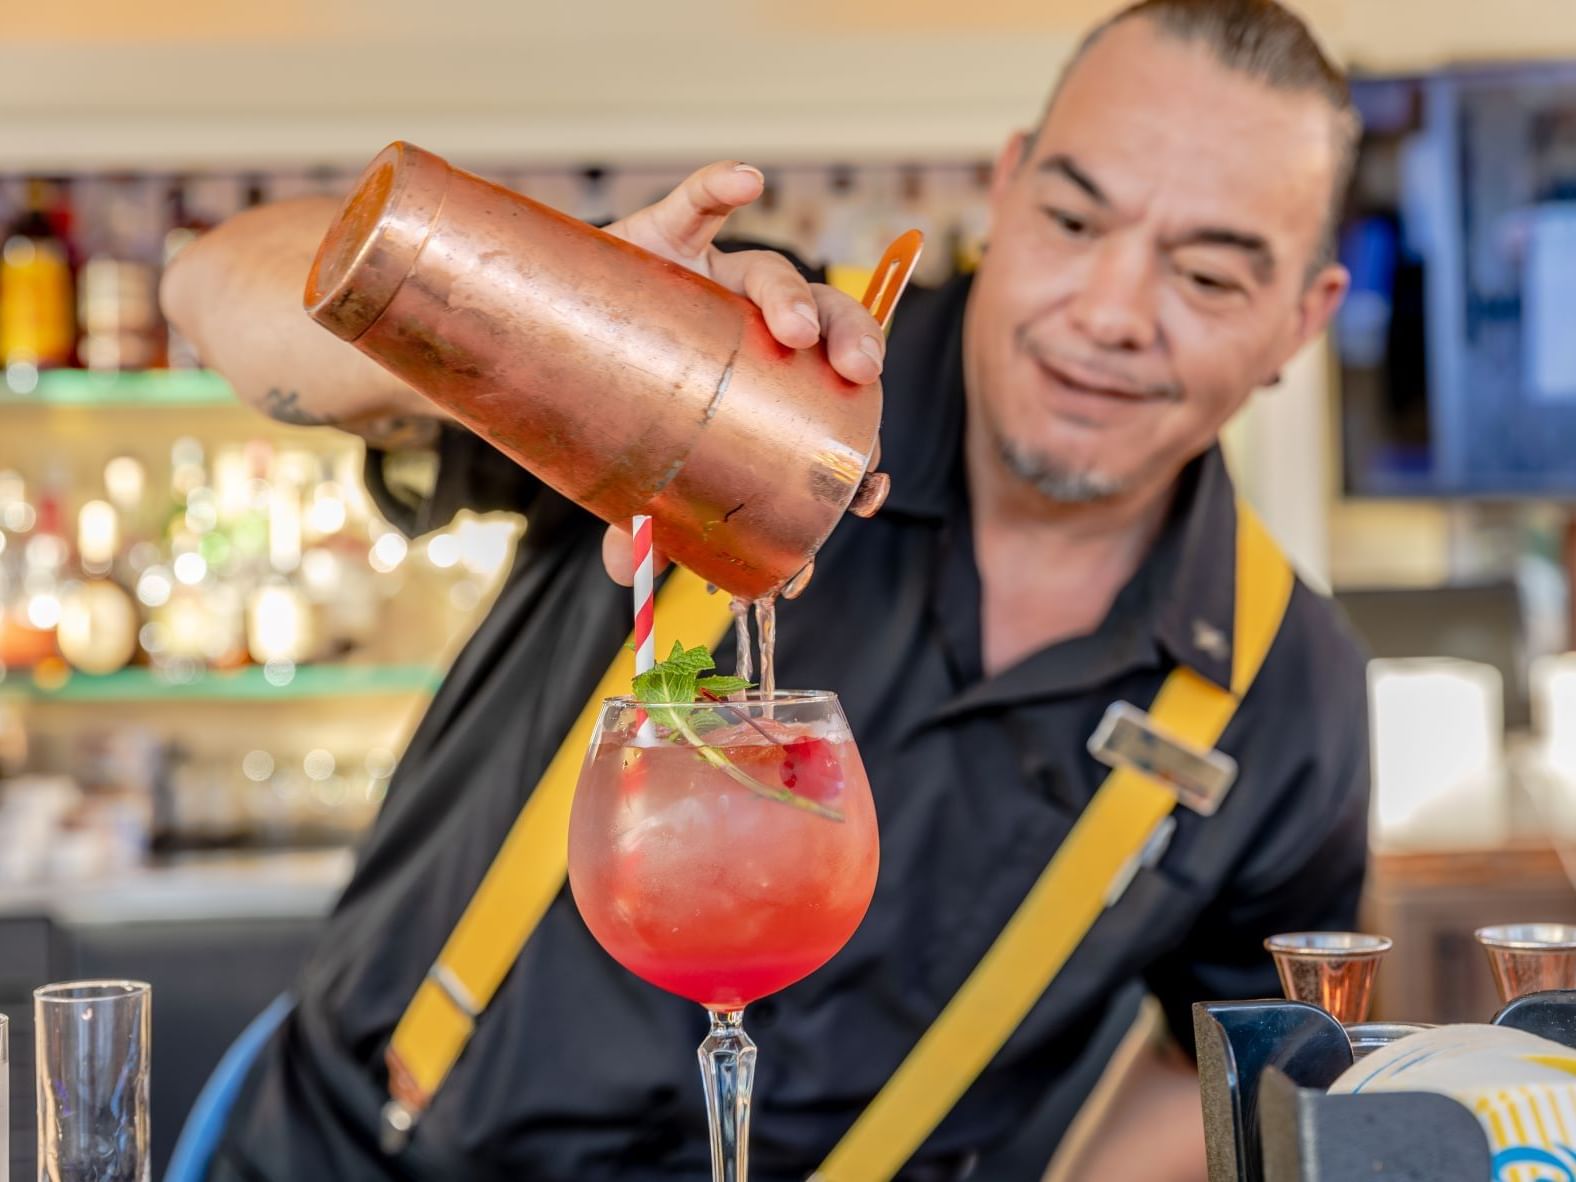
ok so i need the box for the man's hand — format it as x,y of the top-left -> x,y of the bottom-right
599,162 -> 885,586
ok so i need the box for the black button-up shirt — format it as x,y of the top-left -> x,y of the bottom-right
215,275 -> 1370,1182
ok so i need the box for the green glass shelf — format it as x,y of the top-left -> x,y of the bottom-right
1,369 -> 236,408
2,663 -> 443,703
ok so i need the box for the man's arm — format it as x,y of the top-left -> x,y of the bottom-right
160,167 -> 885,466
1045,1030 -> 1207,1182
159,197 -> 446,450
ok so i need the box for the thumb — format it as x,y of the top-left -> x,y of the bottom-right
602,523 -> 672,587
610,161 -> 765,265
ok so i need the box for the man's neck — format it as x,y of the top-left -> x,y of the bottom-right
964,409 -> 1181,675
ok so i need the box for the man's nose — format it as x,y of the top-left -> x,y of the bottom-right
1067,237 -> 1159,353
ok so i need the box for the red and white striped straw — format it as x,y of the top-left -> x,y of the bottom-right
632,514 -> 656,674
632,514 -> 656,740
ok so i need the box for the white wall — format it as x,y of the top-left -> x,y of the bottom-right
2,0 -> 1079,169
12,0 -> 1576,582
8,0 -> 1576,170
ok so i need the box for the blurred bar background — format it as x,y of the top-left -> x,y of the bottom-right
5,0 -> 1576,1174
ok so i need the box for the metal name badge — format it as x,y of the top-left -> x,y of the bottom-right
1087,701 -> 1239,816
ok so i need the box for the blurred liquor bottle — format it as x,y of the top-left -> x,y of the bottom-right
1,179 -> 77,387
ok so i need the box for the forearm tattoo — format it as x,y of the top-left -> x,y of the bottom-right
262,387 -> 333,426
261,386 -> 439,450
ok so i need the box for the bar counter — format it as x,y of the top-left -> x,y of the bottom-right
0,848 -> 352,1177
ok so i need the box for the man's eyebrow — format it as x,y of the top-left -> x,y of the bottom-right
1037,154 -> 1278,286
1168,227 -> 1277,285
1037,154 -> 1109,207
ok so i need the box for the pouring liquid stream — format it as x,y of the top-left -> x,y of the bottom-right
727,595 -> 777,705
754,598 -> 777,701
730,596 -> 754,693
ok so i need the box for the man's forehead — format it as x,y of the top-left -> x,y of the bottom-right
1030,110 -> 1332,209
1033,23 -> 1337,244
1045,22 -> 1334,161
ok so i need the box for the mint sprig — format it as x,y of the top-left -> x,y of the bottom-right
633,643 -> 749,713
632,642 -> 842,821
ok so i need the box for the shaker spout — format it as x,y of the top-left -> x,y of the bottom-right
847,471 -> 891,519
781,560 -> 816,601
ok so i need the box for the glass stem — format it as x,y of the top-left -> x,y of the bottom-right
699,1008 -> 756,1182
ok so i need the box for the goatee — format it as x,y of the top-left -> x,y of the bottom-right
998,438 -> 1126,504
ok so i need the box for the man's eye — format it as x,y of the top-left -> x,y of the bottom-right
1185,270 -> 1241,297
1041,207 -> 1092,238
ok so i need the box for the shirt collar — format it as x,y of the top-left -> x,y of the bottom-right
872,274 -> 972,521
879,273 -> 1246,697
1147,447 -> 1241,693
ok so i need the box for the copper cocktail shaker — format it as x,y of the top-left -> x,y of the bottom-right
305,141 -> 893,600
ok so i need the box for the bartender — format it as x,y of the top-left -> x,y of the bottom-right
162,1 -> 1369,1178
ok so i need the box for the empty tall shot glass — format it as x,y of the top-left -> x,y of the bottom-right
34,981 -> 150,1182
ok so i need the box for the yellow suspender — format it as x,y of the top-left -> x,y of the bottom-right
826,263 -> 877,306
386,503 -> 1293,1173
810,501 -> 1293,1181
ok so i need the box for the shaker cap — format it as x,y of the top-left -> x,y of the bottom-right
305,141 -> 450,342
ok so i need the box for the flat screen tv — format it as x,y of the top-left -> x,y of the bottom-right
1340,61 -> 1576,498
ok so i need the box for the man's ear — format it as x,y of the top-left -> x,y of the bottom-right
1294,262 -> 1350,353
1263,262 -> 1349,388
980,130 -> 1035,252
991,130 -> 1033,204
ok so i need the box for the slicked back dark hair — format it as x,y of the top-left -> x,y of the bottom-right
1045,0 -> 1360,272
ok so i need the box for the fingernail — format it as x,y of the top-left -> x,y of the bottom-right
858,335 -> 885,372
793,302 -> 820,335
733,163 -> 765,183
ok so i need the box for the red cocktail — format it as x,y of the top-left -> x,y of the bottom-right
568,691 -> 878,1182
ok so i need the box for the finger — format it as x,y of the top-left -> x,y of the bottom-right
603,524 -> 635,587
601,523 -> 671,587
711,249 -> 821,351
614,161 -> 765,264
811,283 -> 886,385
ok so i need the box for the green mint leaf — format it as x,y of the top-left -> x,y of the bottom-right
632,642 -> 721,736
632,641 -> 715,704
688,711 -> 732,736
663,641 -> 716,678
697,675 -> 752,696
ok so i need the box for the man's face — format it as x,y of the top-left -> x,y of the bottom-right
963,19 -> 1349,503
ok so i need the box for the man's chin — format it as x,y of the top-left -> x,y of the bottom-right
998,440 -> 1127,504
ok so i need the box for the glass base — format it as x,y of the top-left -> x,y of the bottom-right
699,1009 -> 756,1182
